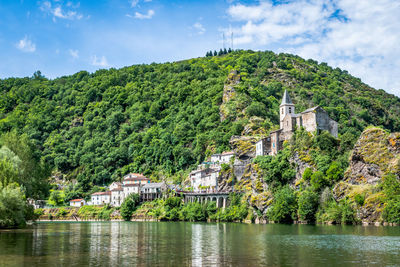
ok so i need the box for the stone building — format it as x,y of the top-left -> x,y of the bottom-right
256,90 -> 338,156
140,182 -> 168,202
190,167 -> 220,193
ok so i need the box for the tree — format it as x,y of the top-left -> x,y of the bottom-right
120,193 -> 140,221
0,182 -> 33,228
298,190 -> 319,222
48,190 -> 64,206
267,186 -> 297,223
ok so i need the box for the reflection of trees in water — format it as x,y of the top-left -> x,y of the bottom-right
2,223 -> 400,266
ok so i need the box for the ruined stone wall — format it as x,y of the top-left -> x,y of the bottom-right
301,111 -> 317,132
316,109 -> 331,131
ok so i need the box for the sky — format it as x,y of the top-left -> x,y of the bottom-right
0,0 -> 399,96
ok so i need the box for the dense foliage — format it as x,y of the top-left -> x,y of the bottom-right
120,193 -> 140,221
0,182 -> 34,228
1,50 -> 399,193
134,193 -> 248,222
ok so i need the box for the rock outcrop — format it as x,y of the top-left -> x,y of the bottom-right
229,135 -> 258,160
344,127 -> 400,184
219,70 -> 241,121
333,127 -> 400,223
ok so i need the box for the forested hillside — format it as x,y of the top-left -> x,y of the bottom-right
1,50 -> 400,192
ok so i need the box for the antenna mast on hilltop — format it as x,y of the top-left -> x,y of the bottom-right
231,32 -> 233,50
222,33 -> 226,50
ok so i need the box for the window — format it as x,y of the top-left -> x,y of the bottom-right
281,108 -> 283,114
289,107 -> 292,113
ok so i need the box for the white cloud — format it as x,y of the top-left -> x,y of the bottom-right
134,9 -> 155,19
226,0 -> 400,96
16,36 -> 36,52
130,0 -> 152,8
193,22 -> 206,35
131,0 -> 139,7
91,55 -> 108,67
40,1 -> 83,21
69,49 -> 79,59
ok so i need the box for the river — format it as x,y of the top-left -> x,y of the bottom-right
0,222 -> 399,266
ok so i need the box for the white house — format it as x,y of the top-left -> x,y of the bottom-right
210,151 -> 235,164
190,168 -> 219,193
123,184 -> 140,198
69,198 -> 86,207
91,191 -> 111,205
111,187 -> 124,207
109,182 -> 122,190
123,173 -> 150,186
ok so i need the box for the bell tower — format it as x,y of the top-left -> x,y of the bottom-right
279,90 -> 295,129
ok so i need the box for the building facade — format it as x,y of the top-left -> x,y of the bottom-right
141,182 -> 168,202
69,198 -> 86,207
90,173 -> 154,207
257,90 -> 338,156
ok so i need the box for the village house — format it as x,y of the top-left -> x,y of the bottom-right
256,90 -> 338,156
190,168 -> 220,192
111,186 -> 124,207
210,151 -> 235,164
141,182 -> 168,202
189,151 -> 237,193
91,191 -> 111,206
69,198 -> 86,207
89,173 -> 163,207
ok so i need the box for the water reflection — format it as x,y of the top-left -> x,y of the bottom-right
0,222 -> 400,266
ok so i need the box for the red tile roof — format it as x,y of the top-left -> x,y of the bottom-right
70,198 -> 84,202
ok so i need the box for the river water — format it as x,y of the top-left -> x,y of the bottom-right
0,222 -> 399,266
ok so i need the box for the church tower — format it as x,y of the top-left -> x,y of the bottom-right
279,90 -> 295,129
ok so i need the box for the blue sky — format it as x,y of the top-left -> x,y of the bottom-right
0,0 -> 399,96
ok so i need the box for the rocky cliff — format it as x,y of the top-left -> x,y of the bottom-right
334,127 -> 400,223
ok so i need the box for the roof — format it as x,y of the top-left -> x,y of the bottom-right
270,129 -> 282,134
91,191 -> 111,196
70,198 -> 84,202
111,182 -> 122,185
123,173 -> 149,181
221,151 -> 235,155
123,184 -> 140,187
301,106 -> 321,114
280,90 -> 293,105
111,187 -> 123,191
141,182 -> 166,189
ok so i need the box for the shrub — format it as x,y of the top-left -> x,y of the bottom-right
310,171 -> 328,191
382,197 -> 400,223
179,202 -> 206,221
302,168 -> 313,181
354,193 -> 365,206
56,208 -> 68,218
98,205 -> 113,220
326,161 -> 343,182
34,208 -> 44,217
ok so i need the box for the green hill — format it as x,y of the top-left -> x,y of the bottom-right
1,50 -> 399,191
